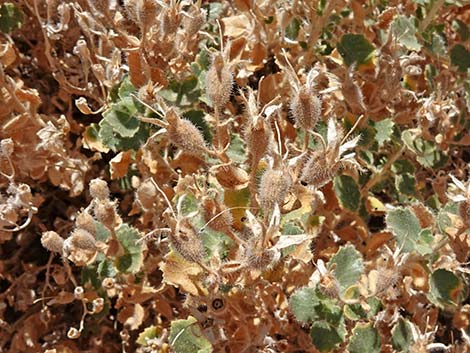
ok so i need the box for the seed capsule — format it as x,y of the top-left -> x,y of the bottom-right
89,178 -> 110,201
206,55 -> 232,109
290,86 -> 321,131
166,109 -> 207,156
259,167 -> 292,212
41,231 -> 64,254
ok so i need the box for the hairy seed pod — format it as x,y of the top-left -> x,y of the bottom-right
290,86 -> 321,131
94,200 -> 120,230
202,198 -> 233,233
169,218 -> 205,263
459,200 -> 470,228
259,168 -> 292,211
299,151 -> 338,188
41,231 -> 64,254
136,179 -> 157,210
75,211 -> 96,236
245,120 -> 271,167
247,248 -> 280,270
166,109 -> 207,156
160,6 -> 179,36
89,178 -> 110,201
67,229 -> 97,251
206,55 -> 232,109
182,8 -> 206,38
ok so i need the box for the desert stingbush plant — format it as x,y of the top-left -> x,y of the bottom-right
1,0 -> 470,352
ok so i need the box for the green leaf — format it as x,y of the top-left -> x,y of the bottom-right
348,323 -> 381,353
0,3 -> 24,33
98,119 -> 149,152
392,159 -> 415,174
450,44 -> 470,72
333,175 -> 360,211
415,228 -> 434,255
429,269 -> 463,306
395,173 -> 416,196
97,259 -> 116,279
286,18 -> 301,40
436,202 -> 458,233
402,129 -> 448,168
115,224 -> 144,273
337,34 -> 375,66
328,245 -> 364,293
310,321 -> 345,353
373,119 -> 394,146
386,207 -> 421,252
169,317 -> 212,353
95,221 -> 111,242
226,134 -> 247,163
366,297 -> 382,319
391,318 -> 413,352
344,303 -> 367,320
137,325 -> 160,346
289,287 -> 320,323
390,15 -> 421,51
118,76 -> 136,99
103,97 -> 139,138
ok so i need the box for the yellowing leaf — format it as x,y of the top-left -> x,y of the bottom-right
160,250 -> 204,296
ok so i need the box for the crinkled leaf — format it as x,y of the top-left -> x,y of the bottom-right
328,245 -> 364,293
415,228 -> 434,255
429,269 -> 463,306
348,323 -> 381,353
402,129 -> 448,168
310,320 -> 345,353
390,15 -> 421,51
103,97 -> 140,138
115,224 -> 144,273
374,119 -> 394,146
169,317 -> 212,353
391,318 -> 413,352
333,175 -> 360,211
337,34 -> 375,66
386,207 -> 421,253
289,287 -> 320,323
